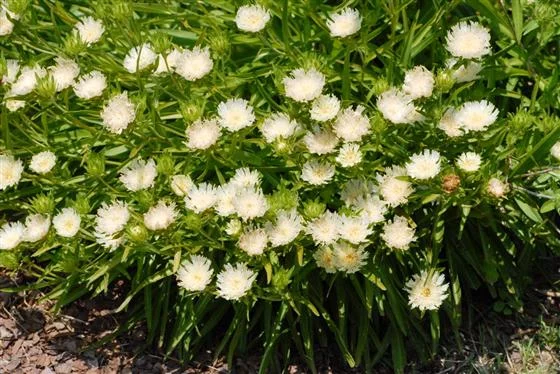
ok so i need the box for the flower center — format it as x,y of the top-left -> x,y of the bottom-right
421,287 -> 432,297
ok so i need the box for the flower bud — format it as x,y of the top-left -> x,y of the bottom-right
435,69 -> 455,93
63,33 -> 87,56
73,193 -> 91,215
35,74 -> 56,100
150,32 -> 172,54
179,101 -> 204,123
127,224 -> 148,243
208,31 -> 230,57
157,153 -> 175,176
30,193 -> 55,214
302,199 -> 326,220
86,152 -> 105,177
442,174 -> 461,194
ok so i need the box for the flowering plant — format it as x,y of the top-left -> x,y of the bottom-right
1,0 -> 559,372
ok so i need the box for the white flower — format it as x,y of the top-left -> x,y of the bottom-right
185,119 -> 221,150
0,10 -> 14,36
235,4 -> 270,33
29,151 -> 56,174
301,160 -> 335,185
381,216 -> 416,250
340,179 -> 374,206
487,177 -> 508,198
4,95 -> 25,112
402,66 -> 434,99
0,154 -> 24,191
2,59 -> 19,84
95,201 -> 130,235
447,58 -> 482,83
551,142 -> 560,161
336,143 -> 362,167
230,168 -> 261,189
333,106 -> 370,142
283,68 -> 325,102
216,263 -> 257,300
261,113 -> 298,143
144,201 -> 177,231
445,21 -> 491,59
377,89 -> 416,124
53,208 -> 81,238
406,150 -> 441,180
327,8 -> 361,38
23,214 -> 51,242
75,16 -> 104,45
354,195 -> 387,224
154,49 -> 182,74
456,152 -> 482,172
95,231 -> 124,250
238,227 -> 268,256
0,222 -> 25,250
171,174 -> 194,196
73,71 -> 107,99
455,100 -> 498,132
233,188 -> 268,221
119,159 -> 157,192
265,210 -> 303,247
177,255 -> 214,292
405,270 -> 449,311
225,219 -> 242,236
314,246 -> 337,273
100,92 -> 136,134
217,98 -> 255,131
332,242 -> 368,274
338,216 -> 371,244
10,65 -> 46,96
123,43 -> 157,73
310,94 -> 340,122
184,182 -> 218,213
175,46 -> 213,81
215,184 -> 239,217
438,108 -> 462,137
377,166 -> 413,207
49,58 -> 80,91
307,211 -> 341,245
303,129 -> 339,155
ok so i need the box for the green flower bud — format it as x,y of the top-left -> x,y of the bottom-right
30,193 -> 55,214
268,186 -> 299,213
435,69 -> 455,93
208,31 -> 230,57
157,153 -> 175,176
86,152 -> 105,177
184,211 -> 203,230
127,224 -> 148,243
302,199 -> 325,220
35,74 -> 56,100
135,190 -> 154,209
73,193 -> 91,215
151,32 -> 172,54
6,0 -> 29,15
180,101 -> 204,123
63,33 -> 87,57
370,78 -> 390,96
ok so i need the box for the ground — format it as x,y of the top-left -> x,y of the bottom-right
0,273 -> 558,374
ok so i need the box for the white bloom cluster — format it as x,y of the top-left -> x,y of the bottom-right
50,58 -> 80,92
119,159 -> 158,191
144,200 -> 178,231
185,119 -> 221,150
177,255 -> 214,292
53,208 -> 81,238
218,98 -> 255,132
216,263 -> 257,300
73,71 -> 107,99
0,155 -> 24,190
406,150 -> 441,180
75,16 -> 105,45
123,44 -> 157,73
445,21 -> 491,59
314,241 -> 368,274
405,270 -> 449,311
261,113 -> 299,143
381,216 -> 416,250
100,92 -> 136,134
175,46 -> 213,81
283,68 -> 325,102
29,151 -> 56,174
327,8 -> 361,38
235,5 -> 270,33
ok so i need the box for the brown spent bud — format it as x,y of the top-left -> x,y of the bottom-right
442,174 -> 461,194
